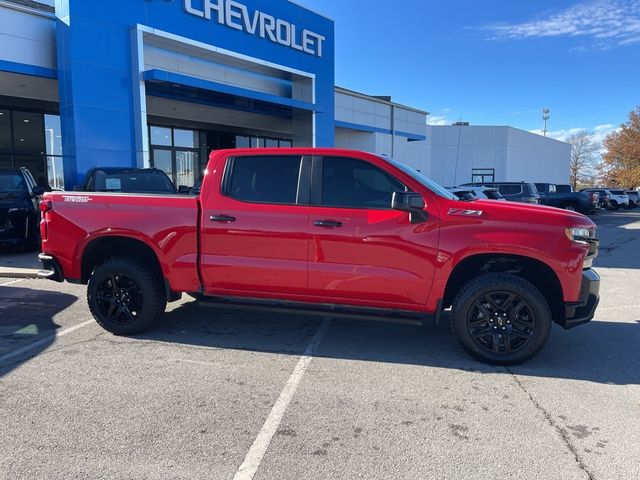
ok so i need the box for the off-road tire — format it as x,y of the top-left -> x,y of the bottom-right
451,273 -> 552,365
87,257 -> 166,335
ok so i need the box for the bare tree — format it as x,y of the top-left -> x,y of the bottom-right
567,131 -> 599,190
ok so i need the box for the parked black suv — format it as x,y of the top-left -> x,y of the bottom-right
0,168 -> 45,251
74,168 -> 177,194
462,181 -> 541,204
534,183 -> 597,213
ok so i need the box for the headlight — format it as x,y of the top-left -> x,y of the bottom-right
565,227 -> 594,243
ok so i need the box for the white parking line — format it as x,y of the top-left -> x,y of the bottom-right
597,304 -> 640,311
0,279 -> 25,287
233,318 -> 331,480
0,320 -> 94,364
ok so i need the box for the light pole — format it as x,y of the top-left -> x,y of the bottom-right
543,108 -> 550,137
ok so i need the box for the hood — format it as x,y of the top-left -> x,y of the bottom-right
467,199 -> 595,228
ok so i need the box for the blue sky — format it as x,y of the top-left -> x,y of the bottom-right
301,0 -> 640,145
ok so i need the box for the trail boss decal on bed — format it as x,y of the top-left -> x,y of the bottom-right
63,196 -> 92,203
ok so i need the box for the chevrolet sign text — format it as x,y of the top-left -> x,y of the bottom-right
184,0 -> 326,57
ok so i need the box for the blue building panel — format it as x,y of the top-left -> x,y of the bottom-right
55,0 -> 335,186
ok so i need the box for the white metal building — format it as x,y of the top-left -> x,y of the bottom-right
424,125 -> 571,186
333,87 -> 429,172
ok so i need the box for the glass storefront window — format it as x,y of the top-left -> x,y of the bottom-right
252,137 -> 265,148
279,139 -> 292,148
0,110 -> 11,153
152,149 -> 173,179
175,150 -> 199,188
174,129 -> 199,148
17,156 -> 47,186
12,112 -> 45,156
235,135 -> 250,148
150,126 -> 172,146
44,114 -> 63,156
47,156 -> 65,190
0,154 -> 11,169
265,138 -> 279,147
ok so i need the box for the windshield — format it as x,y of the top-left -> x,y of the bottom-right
378,155 -> 458,200
0,173 -> 27,195
94,171 -> 176,193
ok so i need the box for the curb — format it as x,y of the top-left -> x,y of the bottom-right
0,269 -> 40,279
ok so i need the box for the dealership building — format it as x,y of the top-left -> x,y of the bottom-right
0,0 -> 566,190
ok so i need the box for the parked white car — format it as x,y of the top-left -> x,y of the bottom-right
607,190 -> 631,210
446,186 -> 506,201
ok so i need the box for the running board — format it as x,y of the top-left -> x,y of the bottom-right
197,295 -> 430,326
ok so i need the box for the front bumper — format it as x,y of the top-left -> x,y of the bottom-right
38,253 -> 64,282
560,268 -> 600,329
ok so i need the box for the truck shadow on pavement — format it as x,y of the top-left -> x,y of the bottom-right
138,300 -> 640,386
0,287 -> 77,377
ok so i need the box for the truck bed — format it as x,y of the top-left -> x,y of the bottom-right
42,192 -> 201,293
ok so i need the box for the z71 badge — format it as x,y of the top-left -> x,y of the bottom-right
448,208 -> 483,217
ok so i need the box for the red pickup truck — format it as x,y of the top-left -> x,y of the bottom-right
38,148 -> 600,365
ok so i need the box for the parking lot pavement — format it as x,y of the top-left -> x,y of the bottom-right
0,251 -> 41,278
1,210 -> 639,480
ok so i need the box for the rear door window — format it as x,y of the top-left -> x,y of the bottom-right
225,155 -> 303,205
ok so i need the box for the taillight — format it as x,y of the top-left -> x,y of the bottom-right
39,199 -> 52,241
40,199 -> 52,213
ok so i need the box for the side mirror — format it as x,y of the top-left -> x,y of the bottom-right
392,192 -> 427,224
31,186 -> 46,198
392,192 -> 425,212
178,185 -> 190,194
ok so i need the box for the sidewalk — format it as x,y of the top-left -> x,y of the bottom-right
0,251 -> 41,279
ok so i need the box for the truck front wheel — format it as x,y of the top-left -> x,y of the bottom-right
451,273 -> 552,365
87,257 -> 167,335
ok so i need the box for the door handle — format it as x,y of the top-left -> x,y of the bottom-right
210,214 -> 237,223
314,220 -> 343,228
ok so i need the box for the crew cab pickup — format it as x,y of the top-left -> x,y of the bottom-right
535,183 -> 597,214
38,149 -> 600,365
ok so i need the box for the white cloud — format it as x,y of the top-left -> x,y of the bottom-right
427,115 -> 450,126
427,109 -> 454,126
529,124 -> 620,153
484,0 -> 640,49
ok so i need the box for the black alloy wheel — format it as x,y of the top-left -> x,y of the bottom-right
88,257 -> 166,335
96,273 -> 143,326
451,273 -> 552,365
466,291 -> 536,355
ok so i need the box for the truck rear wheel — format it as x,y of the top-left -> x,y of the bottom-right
87,257 -> 166,335
451,273 -> 551,365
